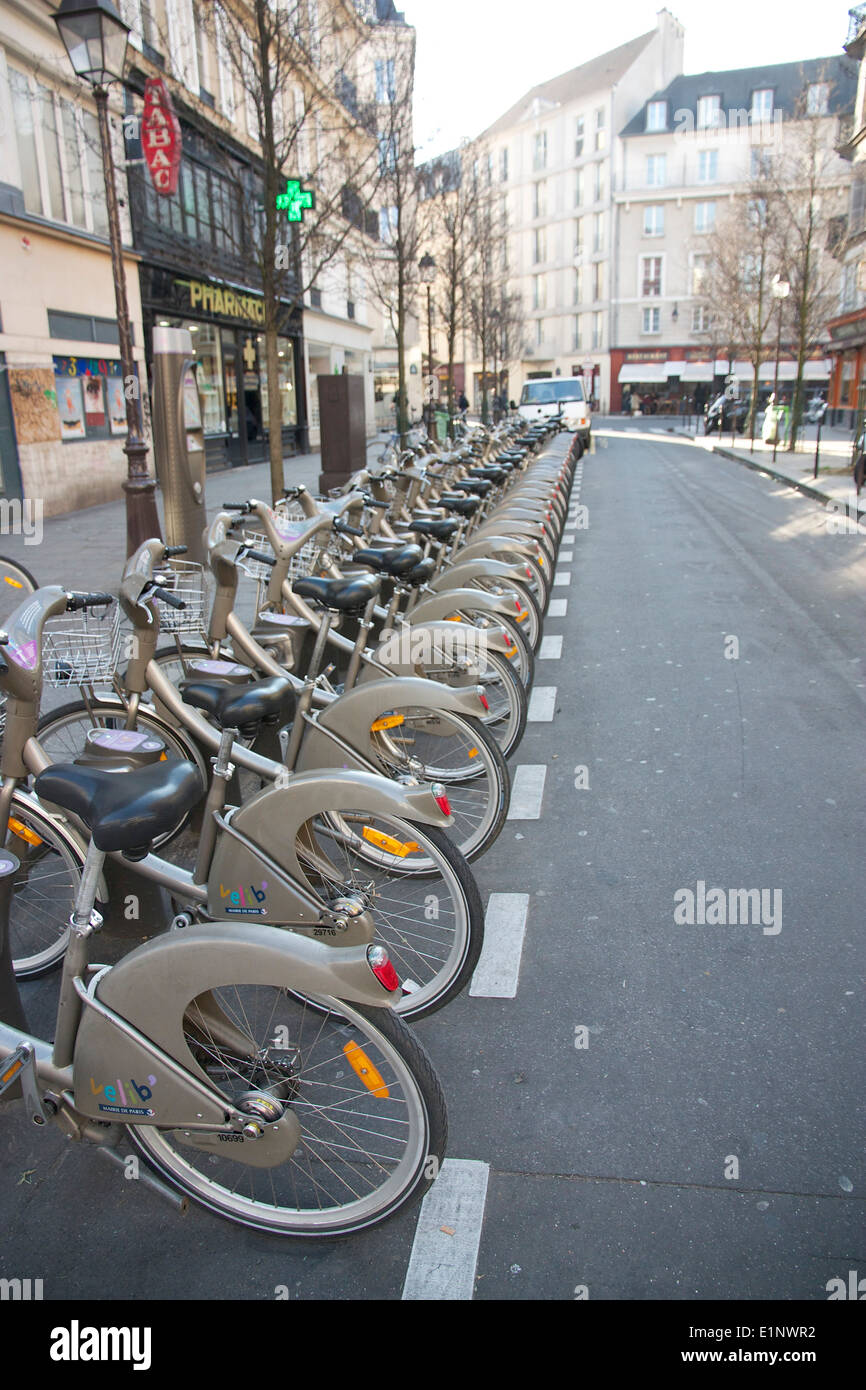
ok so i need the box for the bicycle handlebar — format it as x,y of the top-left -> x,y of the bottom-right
65,592 -> 114,611
333,518 -> 364,538
151,585 -> 186,610
222,501 -> 253,515
244,549 -> 277,568
163,545 -> 188,558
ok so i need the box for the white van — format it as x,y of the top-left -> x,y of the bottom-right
518,378 -> 591,446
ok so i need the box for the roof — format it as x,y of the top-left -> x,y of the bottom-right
375,0 -> 406,22
480,29 -> 657,140
620,56 -> 858,136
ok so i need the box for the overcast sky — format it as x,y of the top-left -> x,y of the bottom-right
405,0 -> 857,160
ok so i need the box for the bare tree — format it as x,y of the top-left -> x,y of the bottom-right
465,158 -> 510,424
420,147 -> 475,430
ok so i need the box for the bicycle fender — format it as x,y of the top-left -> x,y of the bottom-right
73,924 -> 401,1125
367,620 -> 512,675
427,559 -> 526,592
10,787 -> 110,904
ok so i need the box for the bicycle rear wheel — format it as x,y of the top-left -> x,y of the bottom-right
130,992 -> 446,1238
5,792 -> 85,978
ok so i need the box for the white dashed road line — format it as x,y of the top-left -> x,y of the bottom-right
539,635 -> 563,660
559,550 -> 574,562
528,686 -> 557,721
547,598 -> 568,617
507,764 -> 547,820
470,893 -> 531,998
553,571 -> 572,586
402,1159 -> 490,1301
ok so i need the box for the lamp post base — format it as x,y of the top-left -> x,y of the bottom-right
123,438 -> 162,556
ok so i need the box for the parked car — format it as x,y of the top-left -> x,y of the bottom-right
519,377 -> 592,446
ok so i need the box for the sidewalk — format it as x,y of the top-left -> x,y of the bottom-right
0,435 -> 393,595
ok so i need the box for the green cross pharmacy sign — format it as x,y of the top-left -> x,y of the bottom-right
276,179 -> 315,222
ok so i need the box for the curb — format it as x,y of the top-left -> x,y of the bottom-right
710,445 -> 866,525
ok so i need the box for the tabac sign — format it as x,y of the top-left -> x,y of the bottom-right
143,78 -> 182,196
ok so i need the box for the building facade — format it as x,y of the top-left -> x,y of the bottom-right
826,5 -> 866,428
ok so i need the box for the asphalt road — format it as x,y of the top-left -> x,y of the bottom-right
2,426 -> 864,1302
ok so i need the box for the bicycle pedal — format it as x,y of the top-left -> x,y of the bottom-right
0,1042 -> 51,1123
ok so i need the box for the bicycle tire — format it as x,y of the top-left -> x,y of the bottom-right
5,791 -> 86,978
129,994 -> 447,1238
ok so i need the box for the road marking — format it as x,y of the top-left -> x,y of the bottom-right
528,686 -> 557,721
559,550 -> 573,562
539,635 -> 563,660
402,1158 -> 490,1301
554,571 -> 571,586
548,598 -> 568,617
470,893 -> 531,997
507,764 -> 547,819
562,533 -> 576,544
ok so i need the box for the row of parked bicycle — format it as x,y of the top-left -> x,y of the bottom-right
0,413 -> 579,1237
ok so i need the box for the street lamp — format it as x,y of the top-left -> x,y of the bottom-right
490,308 -> 501,421
53,0 -> 162,556
770,273 -> 791,464
418,252 -> 436,436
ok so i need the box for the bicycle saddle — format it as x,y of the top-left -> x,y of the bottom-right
180,674 -> 295,727
406,519 -> 460,541
351,544 -> 424,577
293,574 -> 381,612
436,496 -> 480,517
34,760 -> 204,854
452,479 -> 493,497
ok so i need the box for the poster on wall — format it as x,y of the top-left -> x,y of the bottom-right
106,377 -> 127,435
58,378 -> 86,439
82,374 -> 105,430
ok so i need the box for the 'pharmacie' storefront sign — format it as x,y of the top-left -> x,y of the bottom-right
174,278 -> 266,324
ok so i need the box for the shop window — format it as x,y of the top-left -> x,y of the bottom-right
53,356 -> 130,442
260,338 -> 298,429
48,311 -> 122,344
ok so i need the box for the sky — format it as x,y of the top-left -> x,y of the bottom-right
404,0 -> 858,159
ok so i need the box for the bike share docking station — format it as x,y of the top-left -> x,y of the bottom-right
151,327 -> 208,566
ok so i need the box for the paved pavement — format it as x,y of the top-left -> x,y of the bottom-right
1,427 -> 864,1302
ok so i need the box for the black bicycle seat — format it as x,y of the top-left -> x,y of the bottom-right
437,496 -> 480,517
407,519 -> 460,541
405,559 -> 436,587
34,760 -> 203,854
294,574 -> 381,612
181,675 -> 295,728
452,479 -> 493,497
352,544 -> 424,577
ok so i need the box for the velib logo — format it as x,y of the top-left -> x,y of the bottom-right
50,1321 -> 152,1371
0,1277 -> 43,1300
674,881 -> 782,935
0,497 -> 43,546
90,1072 -> 157,1116
220,880 -> 268,914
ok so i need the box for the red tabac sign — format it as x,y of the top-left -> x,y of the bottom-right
142,78 -> 182,197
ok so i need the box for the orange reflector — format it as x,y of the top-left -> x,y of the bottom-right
159,752 -> 168,761
342,1042 -> 389,1098
8,818 -> 42,847
1,1057 -> 24,1086
446,615 -> 463,622
362,827 -> 420,857
537,554 -> 545,566
371,714 -> 405,732
515,610 -> 529,622
3,576 -> 23,588
468,747 -> 479,758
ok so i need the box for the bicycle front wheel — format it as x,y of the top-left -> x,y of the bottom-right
130,993 -> 446,1238
5,791 -> 86,978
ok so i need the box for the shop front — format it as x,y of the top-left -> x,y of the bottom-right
139,267 -> 306,469
826,309 -> 866,429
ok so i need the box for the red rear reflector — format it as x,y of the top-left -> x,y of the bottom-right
367,945 -> 401,994
434,791 -> 452,817
479,693 -> 490,711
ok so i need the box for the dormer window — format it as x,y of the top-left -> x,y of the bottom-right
646,101 -> 667,132
751,88 -> 774,122
696,95 -> 722,129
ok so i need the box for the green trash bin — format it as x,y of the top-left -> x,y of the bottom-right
434,409 -> 449,443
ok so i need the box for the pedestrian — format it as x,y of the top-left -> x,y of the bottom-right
458,390 -> 469,417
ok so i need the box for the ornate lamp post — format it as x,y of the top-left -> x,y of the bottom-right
418,253 -> 436,436
53,0 -> 162,556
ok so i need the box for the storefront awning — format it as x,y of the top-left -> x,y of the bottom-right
680,363 -> 714,382
618,363 -> 669,384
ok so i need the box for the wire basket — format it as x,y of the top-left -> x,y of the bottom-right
153,559 -> 208,635
0,692 -> 7,741
43,602 -> 121,688
238,532 -> 276,584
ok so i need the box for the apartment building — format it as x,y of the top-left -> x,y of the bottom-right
0,0 -> 391,513
470,9 -> 684,414
614,57 -> 855,415
826,4 -> 866,427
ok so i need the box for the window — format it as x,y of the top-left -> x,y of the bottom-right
807,82 -> 829,116
486,152 -> 493,186
48,311 -> 120,344
595,106 -> 606,151
644,204 -> 664,236
691,253 -> 709,296
574,267 -> 583,304
698,150 -> 718,183
573,315 -> 583,351
575,116 -> 585,158
642,307 -> 661,334
641,256 -> 663,297
500,147 -> 509,182
533,131 -> 547,171
592,311 -> 604,349
379,205 -> 398,242
143,156 -> 242,256
347,300 -> 355,320
574,169 -> 583,207
533,181 -> 547,218
594,162 -> 605,202
750,147 -> 772,178
646,101 -> 667,132
310,287 -> 322,309
697,95 -> 721,129
533,227 -> 547,264
378,133 -> 398,173
593,211 -> 605,253
694,201 -> 716,233
593,261 -> 605,302
751,89 -> 773,122
692,305 -> 712,332
375,58 -> 396,103
7,68 -> 108,235
533,275 -> 547,310
574,217 -> 584,256
646,154 -> 667,187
